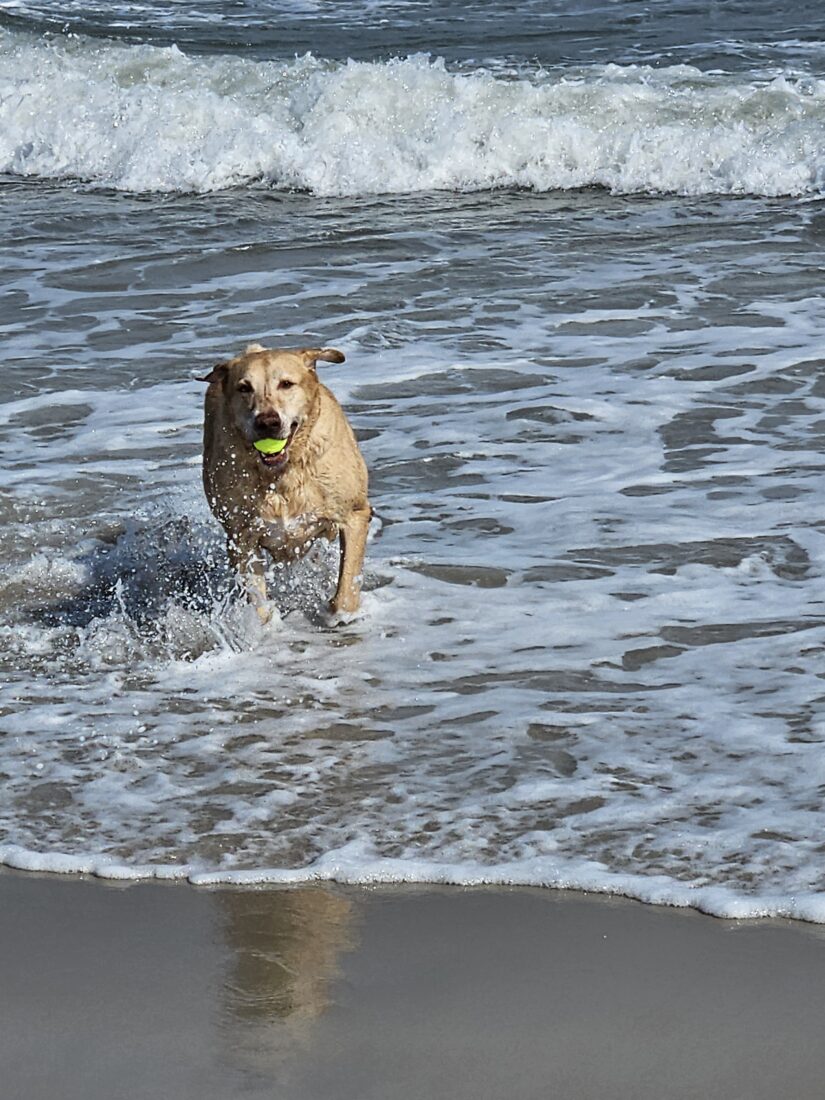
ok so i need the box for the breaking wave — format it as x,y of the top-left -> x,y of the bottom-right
2,28 -> 825,196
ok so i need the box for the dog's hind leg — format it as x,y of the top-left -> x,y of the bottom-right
331,506 -> 370,614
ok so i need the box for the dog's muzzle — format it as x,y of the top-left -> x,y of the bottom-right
252,418 -> 299,470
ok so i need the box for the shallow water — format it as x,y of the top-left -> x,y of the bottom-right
2,2 -> 825,920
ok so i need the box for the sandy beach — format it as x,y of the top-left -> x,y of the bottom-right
3,870 -> 825,1099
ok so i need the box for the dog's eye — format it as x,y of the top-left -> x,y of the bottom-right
237,380 -> 253,394
278,380 -> 295,390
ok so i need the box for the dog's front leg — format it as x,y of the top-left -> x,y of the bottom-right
227,537 -> 271,623
331,506 -> 370,614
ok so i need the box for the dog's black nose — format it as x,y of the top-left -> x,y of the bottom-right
254,412 -> 283,435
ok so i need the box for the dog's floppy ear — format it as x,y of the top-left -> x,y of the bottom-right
198,361 -> 229,384
302,347 -> 346,370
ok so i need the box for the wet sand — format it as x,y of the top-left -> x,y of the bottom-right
3,869 -> 825,1099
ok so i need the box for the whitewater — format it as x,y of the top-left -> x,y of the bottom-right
2,29 -> 825,196
2,2 -> 825,923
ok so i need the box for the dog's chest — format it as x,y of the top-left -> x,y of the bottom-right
260,484 -> 315,522
261,511 -> 337,554
259,490 -> 336,552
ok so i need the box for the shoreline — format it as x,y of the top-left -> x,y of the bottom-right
4,868 -> 825,1099
4,846 -> 825,924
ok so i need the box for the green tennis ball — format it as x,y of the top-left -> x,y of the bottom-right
254,437 -> 288,455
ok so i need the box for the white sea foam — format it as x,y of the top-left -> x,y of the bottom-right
4,323 -> 825,921
2,29 -> 825,196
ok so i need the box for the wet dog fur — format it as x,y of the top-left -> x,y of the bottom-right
201,343 -> 370,619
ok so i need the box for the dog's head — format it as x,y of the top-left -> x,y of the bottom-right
201,344 -> 345,471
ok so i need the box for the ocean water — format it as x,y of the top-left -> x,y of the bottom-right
2,0 -> 825,921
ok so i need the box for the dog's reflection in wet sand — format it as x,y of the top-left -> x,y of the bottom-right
216,886 -> 356,1070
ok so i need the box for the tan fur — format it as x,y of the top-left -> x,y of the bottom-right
201,344 -> 370,618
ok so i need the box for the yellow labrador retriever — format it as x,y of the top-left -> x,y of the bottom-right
201,343 -> 370,619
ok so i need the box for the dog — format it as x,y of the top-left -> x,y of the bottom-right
201,343 -> 370,620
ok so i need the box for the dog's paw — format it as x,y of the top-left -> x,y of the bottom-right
255,602 -> 274,625
323,601 -> 361,628
256,602 -> 287,634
